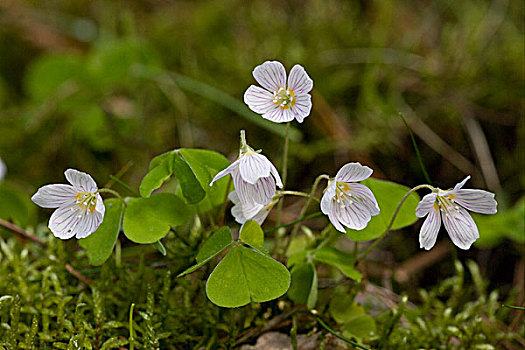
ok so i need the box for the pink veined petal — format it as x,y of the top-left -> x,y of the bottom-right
335,163 -> 373,183
321,183 -> 336,215
445,175 -> 471,195
251,176 -> 276,205
328,205 -> 346,233
241,200 -> 264,221
75,210 -> 104,239
419,206 -> 441,250
262,106 -> 295,123
251,206 -> 271,226
65,169 -> 98,192
95,193 -> 105,215
347,183 -> 380,216
48,203 -> 83,239
334,196 -> 372,231
269,162 -> 283,188
231,202 -> 246,224
441,204 -> 479,250
239,153 -> 271,184
287,65 -> 313,95
290,94 -> 312,123
210,161 -> 239,186
415,193 -> 438,218
233,171 -> 258,206
453,189 -> 497,215
243,85 -> 275,114
31,184 -> 76,208
252,61 -> 287,92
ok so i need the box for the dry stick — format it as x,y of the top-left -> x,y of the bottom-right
0,218 -> 47,247
358,184 -> 432,261
65,263 -> 94,285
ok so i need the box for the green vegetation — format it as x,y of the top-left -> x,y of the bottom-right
0,0 -> 523,348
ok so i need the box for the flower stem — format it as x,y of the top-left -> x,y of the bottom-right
278,190 -> 320,202
358,184 -> 433,261
98,188 -> 123,200
291,174 -> 329,237
240,129 -> 248,153
108,175 -> 139,196
273,122 -> 290,255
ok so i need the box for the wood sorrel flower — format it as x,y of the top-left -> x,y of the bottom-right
228,190 -> 277,225
210,132 -> 282,217
0,157 -> 5,181
31,169 -> 105,239
321,163 -> 380,233
244,61 -> 313,123
416,176 -> 497,250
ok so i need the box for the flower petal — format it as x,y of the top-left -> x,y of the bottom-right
445,176 -> 471,195
239,153 -> 271,184
0,157 -> 6,181
415,193 -> 438,218
262,105 -> 295,123
441,205 -> 479,250
65,169 -> 98,192
269,162 -> 283,188
243,85 -> 275,114
95,193 -> 105,215
251,176 -> 276,205
321,182 -> 336,215
290,93 -> 312,123
335,163 -> 373,183
253,61 -> 287,92
75,210 -> 104,239
48,203 -> 83,239
210,161 -> 238,186
228,190 -> 240,205
419,205 -> 441,250
347,183 -> 380,216
31,184 -> 76,208
453,189 -> 497,214
334,197 -> 372,231
287,64 -> 313,95
328,205 -> 346,233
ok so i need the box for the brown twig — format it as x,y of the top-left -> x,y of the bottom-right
65,263 -> 94,285
0,218 -> 47,247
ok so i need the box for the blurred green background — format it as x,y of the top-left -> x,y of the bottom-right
0,0 -> 523,289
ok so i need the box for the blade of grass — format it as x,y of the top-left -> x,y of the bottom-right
398,112 -> 432,184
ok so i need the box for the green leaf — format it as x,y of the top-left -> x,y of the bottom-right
79,199 -> 123,266
140,151 -> 205,204
314,247 -> 362,281
178,148 -> 232,210
123,193 -> 191,244
177,226 -> 233,277
206,245 -> 291,308
239,220 -> 264,252
0,183 -> 35,226
346,178 -> 420,241
287,262 -> 318,309
341,314 -> 376,340
474,196 -> 524,248
139,154 -> 173,198
23,54 -> 84,100
153,240 -> 167,256
329,295 -> 376,340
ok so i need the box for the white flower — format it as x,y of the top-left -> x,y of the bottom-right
321,163 -> 380,233
416,176 -> 497,250
210,146 -> 282,218
0,157 -> 6,182
244,61 -> 313,123
228,190 -> 277,225
31,169 -> 105,239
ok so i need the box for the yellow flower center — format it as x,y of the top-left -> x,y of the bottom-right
273,87 -> 296,109
75,192 -> 97,213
